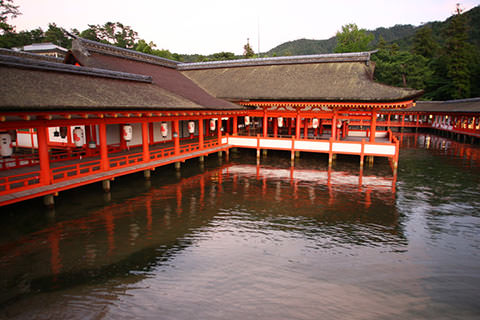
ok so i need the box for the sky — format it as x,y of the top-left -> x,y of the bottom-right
10,0 -> 480,55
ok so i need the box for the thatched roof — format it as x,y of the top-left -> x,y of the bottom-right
71,38 -> 242,110
180,53 -> 423,103
0,54 -> 204,111
380,98 -> 480,113
411,98 -> 480,113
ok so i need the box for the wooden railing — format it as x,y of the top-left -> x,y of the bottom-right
0,171 -> 40,195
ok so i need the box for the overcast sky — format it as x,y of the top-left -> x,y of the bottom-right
11,0 -> 480,55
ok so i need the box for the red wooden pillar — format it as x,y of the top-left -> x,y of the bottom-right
233,116 -> 238,135
370,111 -> 377,143
99,123 -> 109,171
263,111 -> 268,137
295,114 -> 301,139
401,114 -> 405,128
142,122 -> 150,162
199,118 -> 204,149
120,125 -> 127,150
85,125 -> 92,156
303,118 -> 308,139
37,126 -> 51,185
227,117 -> 231,135
148,123 -> 154,145
273,117 -> 278,138
217,117 -> 222,145
288,118 -> 292,136
173,120 -> 180,155
331,113 -> 337,140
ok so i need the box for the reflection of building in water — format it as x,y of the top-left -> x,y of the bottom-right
0,164 -> 402,305
397,133 -> 480,165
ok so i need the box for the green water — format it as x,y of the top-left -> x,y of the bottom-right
1,133 -> 479,319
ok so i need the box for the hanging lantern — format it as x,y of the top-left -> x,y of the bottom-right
277,117 -> 283,128
123,124 -> 133,142
161,122 -> 168,138
188,121 -> 195,134
73,127 -> 84,147
312,118 -> 319,129
0,132 -> 13,157
244,116 -> 250,126
210,119 -> 216,131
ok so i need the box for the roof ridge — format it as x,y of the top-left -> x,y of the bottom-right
179,51 -> 377,70
75,38 -> 179,69
0,53 -> 152,83
0,48 -> 63,63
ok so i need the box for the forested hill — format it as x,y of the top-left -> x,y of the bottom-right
266,6 -> 479,56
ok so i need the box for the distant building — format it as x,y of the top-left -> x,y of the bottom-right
13,42 -> 68,59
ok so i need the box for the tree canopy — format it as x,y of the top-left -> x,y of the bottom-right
334,23 -> 374,53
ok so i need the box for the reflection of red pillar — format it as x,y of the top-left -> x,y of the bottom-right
365,188 -> 372,209
328,166 -> 334,206
37,126 -> 51,185
200,175 -> 205,209
176,184 -> 182,216
104,208 -> 115,255
48,229 -> 62,277
146,197 -> 152,234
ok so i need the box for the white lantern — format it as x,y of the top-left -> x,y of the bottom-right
161,122 -> 168,138
312,118 -> 319,129
277,117 -> 283,128
210,119 -> 216,131
73,127 -> 84,147
0,132 -> 13,157
123,124 -> 132,142
244,116 -> 250,126
188,121 -> 195,134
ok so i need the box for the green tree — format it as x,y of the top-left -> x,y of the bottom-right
243,39 -> 255,58
44,23 -> 71,48
210,51 -> 235,61
79,22 -> 138,49
373,47 -> 432,90
135,39 -> 155,54
334,23 -> 374,53
412,25 -> 437,58
0,0 -> 20,34
442,4 -> 472,99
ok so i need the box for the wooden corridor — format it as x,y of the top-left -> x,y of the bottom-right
0,137 -> 227,206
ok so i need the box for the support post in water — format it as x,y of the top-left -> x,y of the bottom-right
102,179 -> 111,192
43,194 -> 54,208
175,162 -> 181,170
144,169 -> 151,180
199,155 -> 205,163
